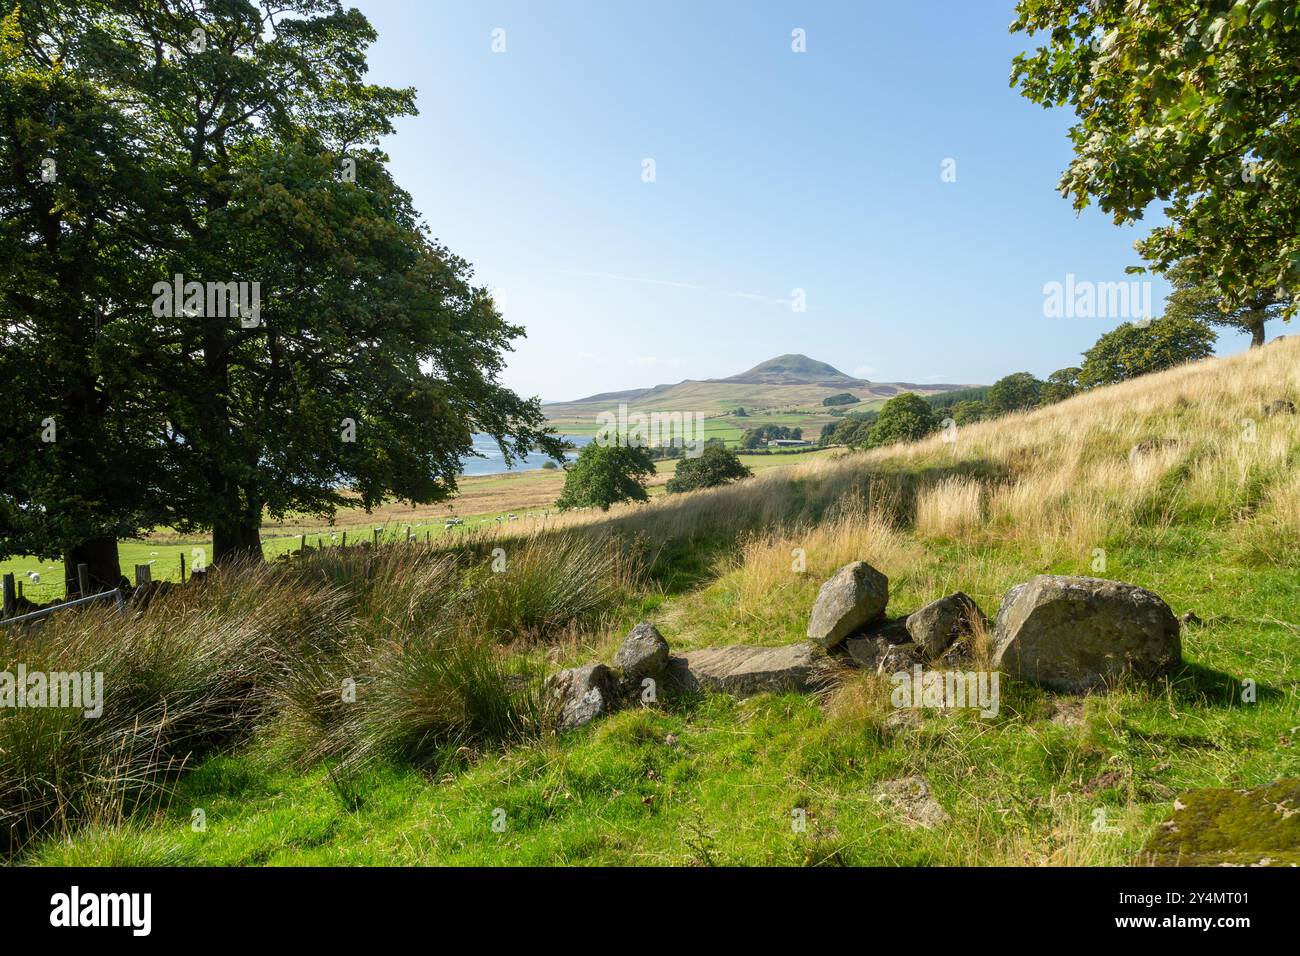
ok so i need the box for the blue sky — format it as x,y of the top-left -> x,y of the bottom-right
352,0 -> 1254,402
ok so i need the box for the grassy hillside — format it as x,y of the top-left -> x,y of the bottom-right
10,338 -> 1300,865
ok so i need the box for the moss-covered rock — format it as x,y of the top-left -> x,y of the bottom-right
1142,779 -> 1300,866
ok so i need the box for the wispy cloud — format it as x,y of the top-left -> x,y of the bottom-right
562,270 -> 795,307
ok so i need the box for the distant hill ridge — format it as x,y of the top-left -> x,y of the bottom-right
717,354 -> 864,386
553,353 -> 968,406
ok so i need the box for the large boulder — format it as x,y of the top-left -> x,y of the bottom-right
545,663 -> 618,731
807,561 -> 889,649
906,592 -> 983,660
992,575 -> 1180,693
613,622 -> 670,682
1143,779 -> 1300,866
669,642 -> 825,697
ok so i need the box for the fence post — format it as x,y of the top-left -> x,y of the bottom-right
135,564 -> 151,587
77,563 -> 91,598
2,573 -> 14,617
341,531 -> 347,549
180,551 -> 186,583
16,580 -> 23,600
372,528 -> 380,548
405,524 -> 411,544
300,534 -> 307,554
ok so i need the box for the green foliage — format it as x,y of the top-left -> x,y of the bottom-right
1010,0 -> 1300,316
1079,317 -> 1217,388
740,425 -> 803,449
665,445 -> 753,494
925,385 -> 991,411
1041,368 -> 1081,405
1164,261 -> 1286,348
988,372 -> 1043,414
0,1 -> 559,574
865,393 -> 938,448
950,400 -> 988,425
555,441 -> 656,511
821,392 -> 860,407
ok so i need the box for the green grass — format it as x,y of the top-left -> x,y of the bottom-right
12,342 -> 1300,866
20,515 -> 1300,866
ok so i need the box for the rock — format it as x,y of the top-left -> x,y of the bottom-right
1142,779 -> 1300,866
906,592 -> 983,659
845,635 -> 891,670
545,663 -> 618,731
938,634 -> 975,668
1262,399 -> 1296,417
844,636 -> 921,675
669,642 -> 825,697
806,561 -> 889,649
1128,437 -> 1180,462
1179,610 -> 1202,628
873,776 -> 950,829
613,622 -> 670,681
992,575 -> 1181,693
876,642 -> 922,676
869,616 -> 913,645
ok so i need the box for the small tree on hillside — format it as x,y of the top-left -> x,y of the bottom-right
951,400 -> 988,425
1163,262 -> 1286,349
665,445 -> 752,494
988,372 -> 1043,414
1040,368 -> 1081,405
865,393 -> 938,448
1078,317 -> 1216,389
555,441 -> 656,511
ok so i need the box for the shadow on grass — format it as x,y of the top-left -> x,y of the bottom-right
1168,661 -> 1283,707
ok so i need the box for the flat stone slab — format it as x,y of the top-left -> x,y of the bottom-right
1142,779 -> 1300,866
669,642 -> 825,697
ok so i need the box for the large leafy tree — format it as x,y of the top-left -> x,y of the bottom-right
1011,0 -> 1300,320
0,3 -> 172,592
1,0 -> 559,577
1078,316 -> 1216,387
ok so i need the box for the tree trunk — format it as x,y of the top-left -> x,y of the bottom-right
63,536 -> 122,598
1250,320 -> 1266,348
211,515 -> 263,566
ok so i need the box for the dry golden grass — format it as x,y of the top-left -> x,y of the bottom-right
512,337 -> 1300,569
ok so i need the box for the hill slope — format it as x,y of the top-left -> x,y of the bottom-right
23,339 -> 1300,867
